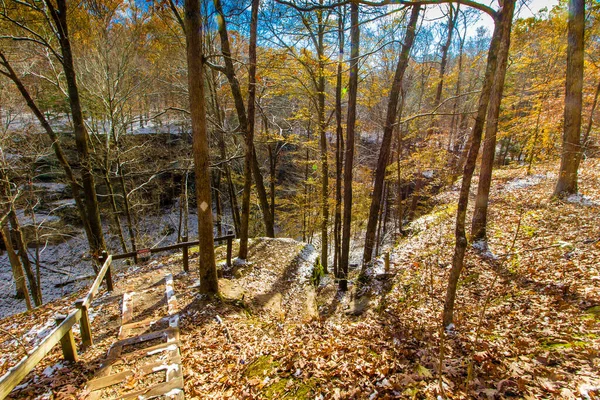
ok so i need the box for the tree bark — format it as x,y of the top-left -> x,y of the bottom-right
315,3 -> 329,274
213,0 -> 274,239
434,4 -> 459,107
50,0 -> 106,256
334,5 -> 345,278
442,3 -> 509,328
470,0 -> 515,242
340,1 -> 360,291
362,5 -> 420,271
1,224 -> 32,309
554,0 -> 585,197
0,52 -> 97,265
184,0 -> 218,294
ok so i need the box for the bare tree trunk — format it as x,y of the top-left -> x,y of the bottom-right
50,0 -> 106,255
239,0 -> 260,259
0,52 -> 97,264
104,171 -> 128,253
442,2 -> 512,328
267,123 -> 277,225
117,156 -> 137,259
0,167 -> 42,305
434,4 -> 459,107
340,1 -> 360,291
213,0 -> 274,239
184,0 -> 218,294
334,6 -> 345,278
215,169 -> 223,237
554,0 -> 585,197
220,138 -> 240,237
1,225 -> 31,309
251,147 -> 275,237
362,5 -> 420,271
314,4 -> 329,274
471,1 -> 515,242
526,105 -> 544,175
8,210 -> 42,306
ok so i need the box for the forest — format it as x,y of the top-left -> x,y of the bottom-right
0,0 -> 599,398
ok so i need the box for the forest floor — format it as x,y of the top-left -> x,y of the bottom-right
0,159 -> 599,399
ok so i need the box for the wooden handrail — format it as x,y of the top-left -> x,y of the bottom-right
0,233 -> 232,398
111,234 -> 235,264
80,255 -> 113,308
0,255 -> 114,399
0,309 -> 81,399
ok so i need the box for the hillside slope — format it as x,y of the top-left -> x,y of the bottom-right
1,159 -> 598,399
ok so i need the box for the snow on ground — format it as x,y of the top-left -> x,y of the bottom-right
566,193 -> 598,206
0,204 -> 208,318
504,173 -> 552,190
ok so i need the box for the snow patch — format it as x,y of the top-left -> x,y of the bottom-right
147,344 -> 178,355
472,240 -> 498,260
232,257 -> 247,267
42,362 -> 63,377
504,174 -> 549,191
566,193 -> 598,206
295,244 -> 318,283
163,388 -> 183,398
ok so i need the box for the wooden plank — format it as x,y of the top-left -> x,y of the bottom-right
120,341 -> 180,361
0,309 -> 81,399
87,355 -> 183,392
119,376 -> 184,400
86,370 -> 134,391
116,327 -> 177,349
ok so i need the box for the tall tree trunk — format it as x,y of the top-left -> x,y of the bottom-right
340,1 -> 360,291
238,0 -> 260,259
103,171 -> 128,253
526,104 -> 544,175
554,0 -> 585,197
117,155 -> 137,259
315,4 -> 329,274
0,52 -> 97,265
1,225 -> 32,309
362,5 -> 420,271
251,147 -> 275,237
434,4 -> 459,107
215,169 -> 223,237
213,0 -> 274,239
470,1 -> 515,242
50,0 -> 106,256
7,210 -> 42,306
184,0 -> 218,294
334,5 -> 345,278
0,167 -> 42,306
220,138 -> 240,237
210,68 -> 241,237
442,3 -> 510,328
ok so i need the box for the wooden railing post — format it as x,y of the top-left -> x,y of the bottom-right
75,300 -> 93,347
182,235 -> 189,272
226,231 -> 233,267
99,250 -> 113,292
54,315 -> 78,362
384,252 -> 390,274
